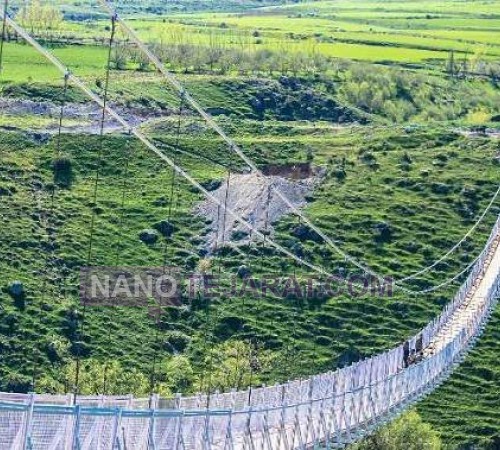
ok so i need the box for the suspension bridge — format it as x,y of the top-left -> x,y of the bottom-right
0,218 -> 497,449
0,1 -> 499,448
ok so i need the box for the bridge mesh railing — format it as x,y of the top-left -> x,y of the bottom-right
0,216 -> 498,449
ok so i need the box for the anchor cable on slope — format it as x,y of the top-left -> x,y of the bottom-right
74,13 -> 117,400
0,0 -> 7,75
95,0 -> 500,293
2,7 -> 495,299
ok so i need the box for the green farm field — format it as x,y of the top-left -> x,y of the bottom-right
149,0 -> 500,65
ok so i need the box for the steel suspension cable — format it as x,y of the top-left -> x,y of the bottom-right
74,14 -> 117,399
203,139 -> 236,404
29,149 -> 49,393
0,0 -> 7,75
198,246 -> 219,401
102,132 -> 133,394
0,13 -> 390,288
197,193 -> 222,400
395,184 -> 500,284
259,184 -> 281,383
220,157 -> 257,399
149,94 -> 185,397
167,96 -> 184,228
5,12 -> 490,298
95,0 -> 500,292
52,71 -> 70,300
0,11 -> 378,294
290,215 -> 304,379
171,101 -> 187,223
149,279 -> 161,396
31,71 -> 71,393
248,182 -> 275,401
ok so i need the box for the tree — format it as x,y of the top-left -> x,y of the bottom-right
159,355 -> 195,393
112,39 -> 131,71
446,51 -> 457,78
52,155 -> 74,188
37,359 -> 150,395
16,0 -> 63,37
206,31 -> 225,72
195,340 -> 275,392
350,410 -> 442,450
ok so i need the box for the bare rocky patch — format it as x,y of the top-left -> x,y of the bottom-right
0,97 -> 174,135
195,164 -> 323,252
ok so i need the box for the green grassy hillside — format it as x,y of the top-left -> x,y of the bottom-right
0,122 -> 498,444
0,0 -> 499,447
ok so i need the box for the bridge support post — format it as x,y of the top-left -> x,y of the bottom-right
173,411 -> 183,450
147,394 -> 159,450
63,393 -> 75,449
244,408 -> 255,450
22,393 -> 34,450
110,407 -> 122,449
72,406 -> 82,450
148,410 -> 157,450
204,409 -> 212,450
223,410 -> 234,450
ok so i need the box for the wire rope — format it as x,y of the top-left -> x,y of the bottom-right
95,0 -> 500,294
102,131 -> 133,394
6,12 -> 495,298
149,93 -> 185,397
0,0 -> 7,75
30,71 -> 71,393
74,13 -> 117,400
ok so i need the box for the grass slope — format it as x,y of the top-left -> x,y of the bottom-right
0,122 -> 498,445
0,0 -> 499,446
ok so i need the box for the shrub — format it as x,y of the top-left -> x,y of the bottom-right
372,222 -> 393,243
160,355 -> 195,393
185,255 -> 198,270
8,280 -> 24,298
46,335 -> 70,363
201,179 -> 222,192
237,265 -> 251,279
8,281 -> 25,309
3,372 -> 32,393
332,165 -> 347,181
154,220 -> 174,238
431,182 -> 451,195
139,229 -> 159,245
291,224 -> 322,243
163,331 -> 190,353
359,151 -> 379,169
350,410 -> 441,450
52,156 -> 74,188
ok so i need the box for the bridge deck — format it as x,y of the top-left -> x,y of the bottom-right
425,234 -> 500,358
245,233 -> 500,449
0,220 -> 498,449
